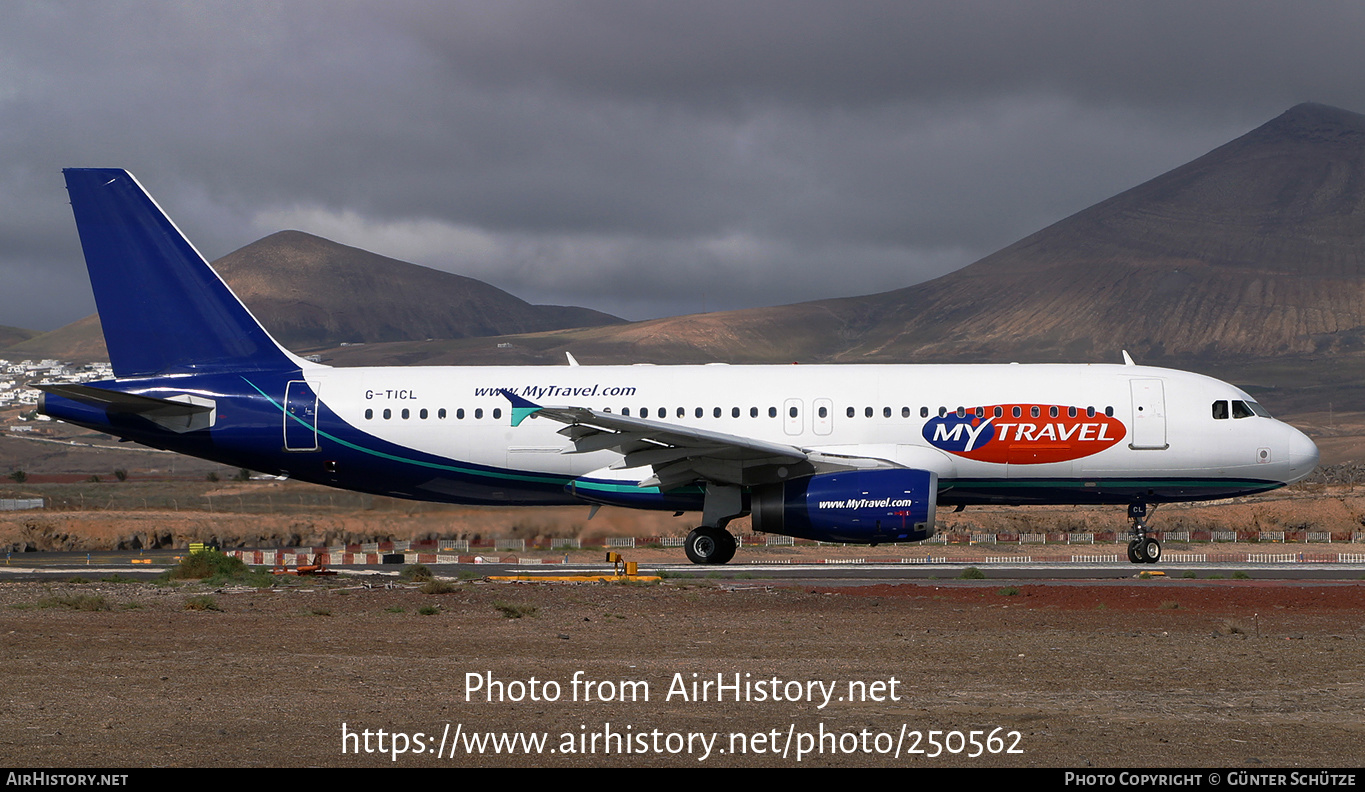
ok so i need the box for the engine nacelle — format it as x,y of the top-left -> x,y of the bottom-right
750,468 -> 938,544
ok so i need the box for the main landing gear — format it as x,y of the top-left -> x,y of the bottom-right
1125,502 -> 1162,564
685,483 -> 743,564
684,523 -> 738,565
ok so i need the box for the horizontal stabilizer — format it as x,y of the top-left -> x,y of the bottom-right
38,384 -> 215,434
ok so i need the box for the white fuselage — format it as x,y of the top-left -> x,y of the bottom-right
293,361 -> 1318,504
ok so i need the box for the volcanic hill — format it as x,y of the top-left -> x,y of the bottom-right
6,231 -> 623,361
330,103 -> 1365,374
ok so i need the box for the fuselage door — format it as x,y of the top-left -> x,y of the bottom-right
284,380 -> 320,452
783,398 -> 803,436
1128,378 -> 1168,450
813,398 -> 833,436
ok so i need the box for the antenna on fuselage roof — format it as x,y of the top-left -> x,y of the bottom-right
1122,350 -> 1136,366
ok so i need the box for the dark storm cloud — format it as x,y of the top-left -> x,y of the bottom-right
2,1 -> 1364,331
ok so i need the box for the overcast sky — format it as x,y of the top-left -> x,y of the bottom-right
4,1 -> 1365,331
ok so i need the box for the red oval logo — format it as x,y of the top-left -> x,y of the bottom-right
923,404 -> 1126,464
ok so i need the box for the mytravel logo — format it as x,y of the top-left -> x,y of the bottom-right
922,404 -> 1126,464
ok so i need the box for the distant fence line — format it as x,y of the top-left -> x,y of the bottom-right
0,498 -> 43,511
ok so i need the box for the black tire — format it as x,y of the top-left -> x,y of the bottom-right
1128,540 -> 1149,564
684,527 -> 725,564
713,530 -> 738,564
1142,538 -> 1162,564
1126,541 -> 1142,564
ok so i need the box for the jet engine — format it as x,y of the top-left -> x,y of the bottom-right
749,468 -> 937,544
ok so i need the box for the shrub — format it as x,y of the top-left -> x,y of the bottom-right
40,593 -> 110,611
959,566 -> 985,580
494,601 -> 538,619
184,595 -> 221,612
398,564 -> 434,582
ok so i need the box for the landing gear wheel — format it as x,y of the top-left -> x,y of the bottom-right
1141,538 -> 1161,564
1127,542 -> 1142,564
684,526 -> 735,565
1129,540 -> 1149,564
713,530 -> 737,564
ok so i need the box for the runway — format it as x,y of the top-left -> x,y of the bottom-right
4,549 -> 1363,582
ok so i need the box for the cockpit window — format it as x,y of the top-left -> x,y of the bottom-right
1231,400 -> 1255,419
1212,400 -> 1228,420
1247,401 -> 1271,418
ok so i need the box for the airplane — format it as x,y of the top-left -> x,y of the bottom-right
38,169 -> 1320,565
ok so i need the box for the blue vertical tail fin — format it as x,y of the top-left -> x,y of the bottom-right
63,168 -> 303,378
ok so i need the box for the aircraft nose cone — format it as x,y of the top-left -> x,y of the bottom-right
1283,424 -> 1319,482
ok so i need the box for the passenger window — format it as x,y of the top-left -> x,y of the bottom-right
993,406 -> 1003,418
732,407 -> 740,418
677,407 -> 685,418
920,407 -> 929,418
1104,406 -> 1113,417
713,407 -> 721,418
365,408 -> 373,420
938,407 -> 947,417
1030,406 -> 1040,418
695,407 -> 703,418
383,408 -> 391,419
1068,406 -> 1077,418
438,408 -> 447,419
956,406 -> 965,418
493,408 -> 502,419
750,407 -> 758,418
420,408 -> 428,419
847,406 -> 855,418
818,406 -> 828,418
974,406 -> 984,418
789,406 -> 798,418
622,408 -> 630,416
640,408 -> 649,418
457,408 -> 465,419
402,409 -> 409,419
769,407 -> 777,418
902,407 -> 911,418
475,408 -> 483,419
884,407 -> 892,418
865,406 -> 874,418
1086,407 -> 1095,418
1049,406 -> 1058,418
1012,406 -> 1021,418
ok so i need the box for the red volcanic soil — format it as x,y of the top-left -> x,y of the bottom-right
828,581 -> 1365,613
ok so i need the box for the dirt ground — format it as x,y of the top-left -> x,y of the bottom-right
2,573 -> 1362,768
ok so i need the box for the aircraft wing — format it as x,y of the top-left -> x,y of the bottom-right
501,390 -> 894,490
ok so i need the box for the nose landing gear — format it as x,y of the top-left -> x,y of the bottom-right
1126,502 -> 1161,564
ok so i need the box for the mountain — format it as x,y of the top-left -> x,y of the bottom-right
6,231 -> 623,361
324,102 -> 1365,371
0,324 -> 36,350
